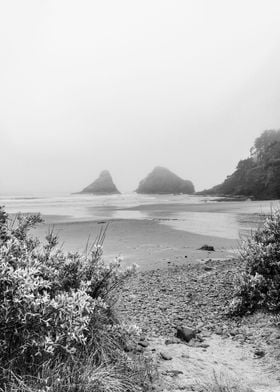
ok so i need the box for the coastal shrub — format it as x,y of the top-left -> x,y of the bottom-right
0,206 -> 151,392
229,209 -> 280,315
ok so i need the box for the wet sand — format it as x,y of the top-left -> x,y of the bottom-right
121,199 -> 279,213
32,218 -> 237,270
29,198 -> 272,270
19,197 -> 278,270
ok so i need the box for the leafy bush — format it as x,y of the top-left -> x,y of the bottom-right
229,209 -> 280,315
0,207 -> 151,392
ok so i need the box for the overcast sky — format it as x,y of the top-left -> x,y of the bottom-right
1,0 -> 280,194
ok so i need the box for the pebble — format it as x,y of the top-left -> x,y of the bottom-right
254,349 -> 265,358
164,370 -> 183,377
198,343 -> 210,349
165,338 -> 179,345
138,341 -> 149,348
203,266 -> 213,271
176,326 -> 196,343
160,351 -> 173,360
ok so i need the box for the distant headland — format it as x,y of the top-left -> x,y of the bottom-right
198,129 -> 280,200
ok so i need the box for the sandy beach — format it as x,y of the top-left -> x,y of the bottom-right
24,195 -> 277,270
5,198 -> 280,390
4,196 -> 280,390
32,218 -> 237,270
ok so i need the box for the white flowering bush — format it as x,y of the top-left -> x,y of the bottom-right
229,209 -> 280,314
0,207 -> 150,392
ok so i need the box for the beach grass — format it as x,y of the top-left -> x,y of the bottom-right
197,371 -> 254,392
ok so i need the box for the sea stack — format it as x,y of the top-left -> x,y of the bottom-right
136,166 -> 195,194
80,170 -> 120,195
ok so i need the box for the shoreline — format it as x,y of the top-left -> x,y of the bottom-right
31,218 -> 238,270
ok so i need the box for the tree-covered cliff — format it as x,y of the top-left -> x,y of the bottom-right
200,130 -> 280,199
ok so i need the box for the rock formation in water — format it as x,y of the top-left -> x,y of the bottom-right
198,129 -> 280,200
80,170 -> 120,194
136,166 -> 195,194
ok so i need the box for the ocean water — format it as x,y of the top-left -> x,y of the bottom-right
1,192 -> 279,240
0,193 -> 215,222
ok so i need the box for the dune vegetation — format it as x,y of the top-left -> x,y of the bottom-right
0,207 -> 153,392
230,208 -> 280,315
